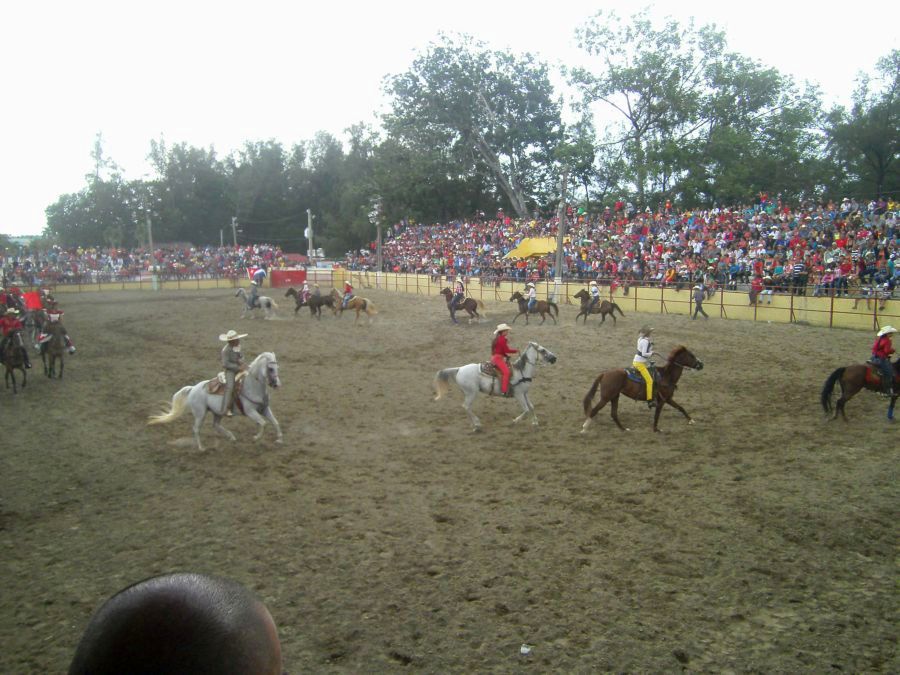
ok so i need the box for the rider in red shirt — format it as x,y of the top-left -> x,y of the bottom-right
871,325 -> 897,396
491,323 -> 518,396
0,308 -> 32,368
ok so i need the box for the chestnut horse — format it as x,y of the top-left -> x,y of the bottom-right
573,289 -> 625,325
581,345 -> 704,433
821,359 -> 900,421
439,287 -> 485,324
334,289 -> 378,324
509,291 -> 558,325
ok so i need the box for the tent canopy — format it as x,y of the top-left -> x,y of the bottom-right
503,237 -> 568,259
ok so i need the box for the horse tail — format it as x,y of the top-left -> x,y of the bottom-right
612,302 -> 625,316
147,386 -> 192,425
433,368 -> 460,400
821,367 -> 845,413
475,299 -> 485,310
583,373 -> 604,416
549,302 -> 559,318
366,300 -> 378,315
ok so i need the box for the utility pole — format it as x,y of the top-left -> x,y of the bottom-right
220,229 -> 224,248
306,209 -> 314,259
146,213 -> 154,254
231,216 -> 238,247
552,167 -> 570,302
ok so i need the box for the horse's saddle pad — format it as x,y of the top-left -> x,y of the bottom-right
480,362 -> 499,377
625,366 -> 658,383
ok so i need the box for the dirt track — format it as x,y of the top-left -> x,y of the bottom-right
1,288 -> 897,672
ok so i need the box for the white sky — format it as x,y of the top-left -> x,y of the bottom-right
3,0 -> 897,236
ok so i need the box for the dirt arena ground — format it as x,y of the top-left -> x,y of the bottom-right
1,287 -> 897,673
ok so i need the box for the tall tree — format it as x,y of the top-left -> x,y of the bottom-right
384,34 -> 562,219
825,50 -> 899,199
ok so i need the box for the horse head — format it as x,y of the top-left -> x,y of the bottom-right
517,342 -> 558,368
440,287 -> 452,298
284,287 -> 297,298
510,291 -> 524,302
574,289 -> 588,300
234,288 -> 246,298
668,346 -> 703,371
250,352 -> 281,389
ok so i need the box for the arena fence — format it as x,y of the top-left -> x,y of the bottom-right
337,270 -> 899,332
26,269 -> 898,332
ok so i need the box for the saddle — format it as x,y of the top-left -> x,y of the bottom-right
625,364 -> 658,383
480,361 -> 499,377
207,370 -> 247,394
480,361 -> 515,397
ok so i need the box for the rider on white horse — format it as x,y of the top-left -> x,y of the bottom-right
219,329 -> 247,416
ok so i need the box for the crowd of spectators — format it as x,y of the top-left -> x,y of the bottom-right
1,244 -> 286,286
345,195 -> 900,296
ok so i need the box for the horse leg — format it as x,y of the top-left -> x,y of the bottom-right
609,396 -> 629,431
193,411 -> 207,451
244,407 -> 268,441
211,413 -> 237,444
512,391 -> 537,426
264,407 -> 283,443
539,311 -> 546,325
462,390 -> 481,431
59,356 -> 64,380
662,396 -> 693,424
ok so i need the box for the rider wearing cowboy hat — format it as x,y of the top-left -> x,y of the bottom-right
219,330 -> 248,416
871,325 -> 897,396
524,282 -> 537,313
247,281 -> 261,309
634,325 -> 659,408
588,280 -> 601,312
491,323 -> 518,396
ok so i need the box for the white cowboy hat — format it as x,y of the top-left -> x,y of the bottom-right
693,285 -> 701,290
526,282 -> 535,287
219,330 -> 248,342
877,325 -> 897,337
589,280 -> 598,286
6,307 -> 19,315
494,323 -> 512,334
250,280 -> 258,285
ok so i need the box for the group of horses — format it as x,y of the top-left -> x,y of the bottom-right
438,286 -> 625,326
3,309 -> 68,394
234,285 -> 378,325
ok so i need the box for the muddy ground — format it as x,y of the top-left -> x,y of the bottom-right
1,288 -> 897,672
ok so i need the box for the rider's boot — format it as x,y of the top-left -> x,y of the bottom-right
66,336 -> 76,354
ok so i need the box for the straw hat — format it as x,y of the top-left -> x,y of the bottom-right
876,325 -> 897,337
494,323 -> 512,334
219,329 -> 248,342
526,282 -> 535,287
589,280 -> 598,286
639,325 -> 653,335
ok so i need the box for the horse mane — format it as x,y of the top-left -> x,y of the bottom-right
660,345 -> 688,371
512,342 -> 535,370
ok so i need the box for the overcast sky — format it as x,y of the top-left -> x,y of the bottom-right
3,0 -> 897,236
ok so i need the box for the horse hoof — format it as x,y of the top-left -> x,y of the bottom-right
688,419 -> 695,425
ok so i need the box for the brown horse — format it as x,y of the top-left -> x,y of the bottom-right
41,322 -> 66,378
581,345 -> 704,433
2,330 -> 28,394
68,573 -> 283,675
573,288 -> 625,325
510,291 -> 558,325
439,287 -> 486,324
821,359 -> 900,421
334,289 -> 378,324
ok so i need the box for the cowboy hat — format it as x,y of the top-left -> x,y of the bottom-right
5,307 -> 19,315
493,323 -> 512,334
693,285 -> 701,290
639,325 -> 653,335
250,280 -> 258,285
526,282 -> 535,287
876,325 -> 897,337
219,330 -> 248,342
589,280 -> 598,286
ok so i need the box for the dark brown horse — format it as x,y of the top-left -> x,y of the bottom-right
68,572 -> 283,675
573,288 -> 625,325
821,359 -> 900,421
581,345 -> 704,433
41,322 -> 66,378
510,291 -> 558,325
334,289 -> 378,324
2,330 -> 28,394
439,287 -> 486,324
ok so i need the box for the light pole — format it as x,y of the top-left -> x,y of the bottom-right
368,197 -> 383,278
231,216 -> 238,247
553,167 -> 570,301
305,209 -> 314,260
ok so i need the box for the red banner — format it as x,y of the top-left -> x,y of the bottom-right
23,291 -> 43,310
269,269 -> 307,288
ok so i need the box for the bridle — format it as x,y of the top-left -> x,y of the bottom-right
668,350 -> 702,370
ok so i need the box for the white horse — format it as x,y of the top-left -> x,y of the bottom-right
235,287 -> 278,319
148,352 -> 283,450
433,342 -> 558,431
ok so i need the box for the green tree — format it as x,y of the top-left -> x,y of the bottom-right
825,50 -> 899,199
384,34 -> 562,219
